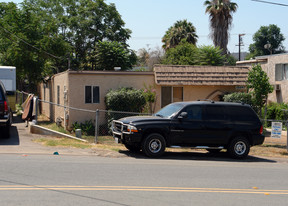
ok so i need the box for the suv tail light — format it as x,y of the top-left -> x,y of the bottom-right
4,101 -> 8,113
260,125 -> 263,134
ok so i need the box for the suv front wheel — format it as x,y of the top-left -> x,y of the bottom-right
228,136 -> 250,159
142,133 -> 166,158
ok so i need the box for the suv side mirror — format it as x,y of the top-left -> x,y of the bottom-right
178,112 -> 188,119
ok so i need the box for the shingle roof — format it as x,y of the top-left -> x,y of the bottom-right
154,65 -> 249,86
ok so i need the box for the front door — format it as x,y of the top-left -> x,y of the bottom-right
170,105 -> 205,146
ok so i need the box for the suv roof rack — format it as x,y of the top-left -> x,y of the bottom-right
197,99 -> 215,103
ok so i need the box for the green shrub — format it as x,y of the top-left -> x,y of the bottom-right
105,87 -> 147,131
263,103 -> 288,126
72,120 -> 95,136
105,87 -> 146,112
223,92 -> 253,105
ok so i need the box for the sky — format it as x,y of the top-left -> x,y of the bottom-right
2,0 -> 288,54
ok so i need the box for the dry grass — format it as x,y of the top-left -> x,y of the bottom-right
36,115 -> 288,158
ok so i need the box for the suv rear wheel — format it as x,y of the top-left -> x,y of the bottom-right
142,133 -> 166,158
228,136 -> 250,159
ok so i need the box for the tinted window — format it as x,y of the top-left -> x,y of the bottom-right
182,105 -> 202,120
227,106 -> 258,121
0,85 -> 4,101
204,105 -> 226,121
155,103 -> 184,118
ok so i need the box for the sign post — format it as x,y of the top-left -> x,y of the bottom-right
282,109 -> 288,152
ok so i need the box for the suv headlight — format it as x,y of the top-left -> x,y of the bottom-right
127,125 -> 138,133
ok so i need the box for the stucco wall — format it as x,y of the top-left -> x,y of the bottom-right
39,70 -> 246,130
67,71 -> 155,129
237,54 -> 288,103
265,54 -> 288,103
40,71 -> 68,125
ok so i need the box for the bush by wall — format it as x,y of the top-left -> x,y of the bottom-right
72,120 -> 95,136
105,87 -> 146,112
223,92 -> 253,106
264,103 -> 288,121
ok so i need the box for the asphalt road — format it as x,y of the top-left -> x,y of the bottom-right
0,117 -> 288,205
0,154 -> 288,206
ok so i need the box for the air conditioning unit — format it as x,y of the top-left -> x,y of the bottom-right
274,84 -> 281,91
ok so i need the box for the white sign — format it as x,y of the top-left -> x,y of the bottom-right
271,122 -> 282,138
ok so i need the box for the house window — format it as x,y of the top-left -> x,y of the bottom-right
57,85 -> 60,104
275,64 -> 288,81
161,86 -> 183,107
85,86 -> 100,104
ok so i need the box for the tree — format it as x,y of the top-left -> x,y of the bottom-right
204,0 -> 238,55
28,0 -> 132,69
0,0 -> 134,91
162,40 -> 230,66
137,46 -> 163,71
247,24 -> 285,59
0,2 -> 70,92
162,19 -> 198,51
162,40 -> 198,65
89,41 -> 137,71
197,45 -> 226,66
247,64 -> 273,116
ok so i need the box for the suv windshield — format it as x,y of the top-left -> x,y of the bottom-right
154,103 -> 184,118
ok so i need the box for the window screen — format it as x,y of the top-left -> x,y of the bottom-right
161,86 -> 172,107
275,64 -> 288,81
57,85 -> 60,104
93,86 -> 100,103
85,86 -> 99,104
173,87 -> 183,103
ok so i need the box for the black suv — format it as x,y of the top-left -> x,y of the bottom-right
112,101 -> 265,159
0,80 -> 13,138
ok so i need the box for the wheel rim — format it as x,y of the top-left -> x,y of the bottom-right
148,139 -> 162,153
234,141 -> 246,155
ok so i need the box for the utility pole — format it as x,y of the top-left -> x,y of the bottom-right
237,34 -> 245,61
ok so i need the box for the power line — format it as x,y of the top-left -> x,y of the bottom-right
251,0 -> 288,7
0,25 -> 62,60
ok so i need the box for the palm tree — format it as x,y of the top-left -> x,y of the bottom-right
204,0 -> 238,54
162,19 -> 198,51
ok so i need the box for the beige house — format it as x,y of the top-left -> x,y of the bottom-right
236,53 -> 288,103
39,65 -> 248,129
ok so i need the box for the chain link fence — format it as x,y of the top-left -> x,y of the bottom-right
16,91 -> 31,107
15,91 -> 288,150
95,110 -> 150,143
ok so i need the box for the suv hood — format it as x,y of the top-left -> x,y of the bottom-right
118,116 -> 167,124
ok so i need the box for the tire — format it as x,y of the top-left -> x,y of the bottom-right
228,137 -> 250,159
124,143 -> 141,152
142,133 -> 166,158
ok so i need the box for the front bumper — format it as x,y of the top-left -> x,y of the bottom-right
112,120 -> 142,144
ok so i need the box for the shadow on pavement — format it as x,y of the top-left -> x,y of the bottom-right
118,150 -> 277,163
0,116 -> 21,146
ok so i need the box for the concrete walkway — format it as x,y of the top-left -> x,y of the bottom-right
0,116 -> 102,156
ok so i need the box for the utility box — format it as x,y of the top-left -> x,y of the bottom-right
0,66 -> 16,111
